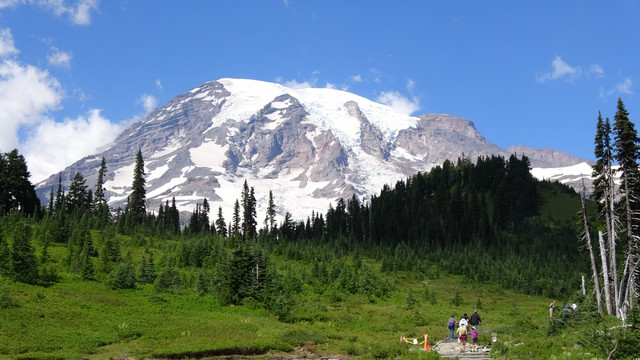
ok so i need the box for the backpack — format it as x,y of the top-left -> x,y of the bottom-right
460,333 -> 466,341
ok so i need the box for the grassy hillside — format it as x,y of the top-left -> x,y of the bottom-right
0,238 -> 624,360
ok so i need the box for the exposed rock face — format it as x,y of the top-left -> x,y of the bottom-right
35,78 -> 591,221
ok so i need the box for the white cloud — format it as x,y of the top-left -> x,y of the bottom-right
376,91 -> 420,116
407,78 -> 415,92
0,28 -> 19,57
47,46 -> 72,68
1,0 -> 99,25
537,56 -> 581,83
351,74 -> 362,83
587,64 -> 604,79
599,77 -> 634,98
282,78 -> 314,89
70,0 -> 98,25
155,78 -> 162,89
22,109 -> 121,182
137,94 -> 158,113
0,0 -> 20,8
0,59 -> 63,151
324,82 -> 336,90
616,78 -> 633,95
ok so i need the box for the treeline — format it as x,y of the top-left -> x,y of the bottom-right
0,144 -> 585,319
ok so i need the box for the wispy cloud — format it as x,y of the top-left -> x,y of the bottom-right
351,74 -> 362,83
587,64 -> 604,79
137,94 -> 158,113
0,28 -> 18,57
47,46 -> 72,68
599,77 -> 634,98
281,78 -> 314,89
536,56 -> 581,83
406,78 -> 415,92
0,0 -> 99,25
376,91 -> 420,116
616,78 -> 633,95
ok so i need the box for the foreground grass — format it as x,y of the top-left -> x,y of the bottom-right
1,266 -> 606,360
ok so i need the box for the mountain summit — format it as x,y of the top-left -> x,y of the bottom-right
36,78 -> 591,220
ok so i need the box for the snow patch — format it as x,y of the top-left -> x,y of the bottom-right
189,141 -> 228,173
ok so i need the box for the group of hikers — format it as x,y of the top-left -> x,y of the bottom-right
447,310 -> 481,353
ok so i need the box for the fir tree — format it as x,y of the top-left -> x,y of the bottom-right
241,180 -> 257,240
127,149 -> 146,227
0,149 -> 40,216
106,254 -> 137,289
612,98 -> 640,312
215,206 -> 227,237
232,199 -> 241,239
54,175 -> 65,215
66,172 -> 89,217
11,221 -> 38,284
92,157 -> 110,225
264,190 -> 276,234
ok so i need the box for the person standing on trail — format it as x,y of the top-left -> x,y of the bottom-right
447,314 -> 456,340
456,324 -> 468,352
469,310 -> 481,330
459,313 -> 469,330
549,300 -> 556,317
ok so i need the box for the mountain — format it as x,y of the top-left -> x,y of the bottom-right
35,78 -> 593,221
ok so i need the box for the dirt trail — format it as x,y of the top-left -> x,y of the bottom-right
432,338 -> 492,359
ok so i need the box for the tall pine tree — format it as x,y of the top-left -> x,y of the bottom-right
128,149 -> 147,227
612,98 -> 640,313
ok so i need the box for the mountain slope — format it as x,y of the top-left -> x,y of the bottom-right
36,78 -> 592,221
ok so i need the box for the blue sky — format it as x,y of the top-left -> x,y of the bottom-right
0,0 -> 638,182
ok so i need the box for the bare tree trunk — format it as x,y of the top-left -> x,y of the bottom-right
607,171 -> 619,316
600,231 -> 613,315
581,188 -> 602,315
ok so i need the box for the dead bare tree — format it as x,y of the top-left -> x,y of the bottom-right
580,183 -> 602,315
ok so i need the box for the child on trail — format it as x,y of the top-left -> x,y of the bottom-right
469,327 -> 479,352
549,300 -> 556,317
447,314 -> 456,340
457,324 -> 468,352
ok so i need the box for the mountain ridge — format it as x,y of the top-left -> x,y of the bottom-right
35,78 -> 593,221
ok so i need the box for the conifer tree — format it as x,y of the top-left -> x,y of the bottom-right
128,149 -> 146,227
11,220 -> 38,284
592,112 -> 615,315
54,175 -> 64,215
612,98 -> 640,313
170,197 -> 179,234
0,149 -> 40,216
241,180 -> 257,240
80,241 -> 95,280
232,199 -> 241,239
67,172 -> 89,217
92,157 -> 110,225
265,190 -> 276,234
107,253 -> 137,289
215,206 -> 227,237
0,231 -> 11,275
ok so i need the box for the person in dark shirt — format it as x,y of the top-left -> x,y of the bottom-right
469,310 -> 481,330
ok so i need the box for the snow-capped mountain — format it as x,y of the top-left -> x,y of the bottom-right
36,78 -> 593,221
